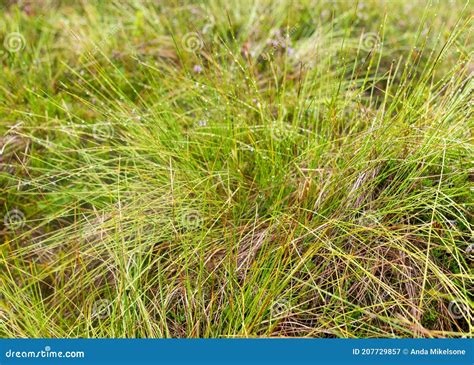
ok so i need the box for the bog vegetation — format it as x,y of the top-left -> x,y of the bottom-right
0,0 -> 472,338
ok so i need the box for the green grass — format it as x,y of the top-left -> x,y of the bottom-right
0,0 -> 472,338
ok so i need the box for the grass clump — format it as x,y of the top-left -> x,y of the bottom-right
0,0 -> 472,338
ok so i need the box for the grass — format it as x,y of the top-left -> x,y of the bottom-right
0,0 -> 472,338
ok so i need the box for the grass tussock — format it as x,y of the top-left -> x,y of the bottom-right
0,0 -> 473,338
